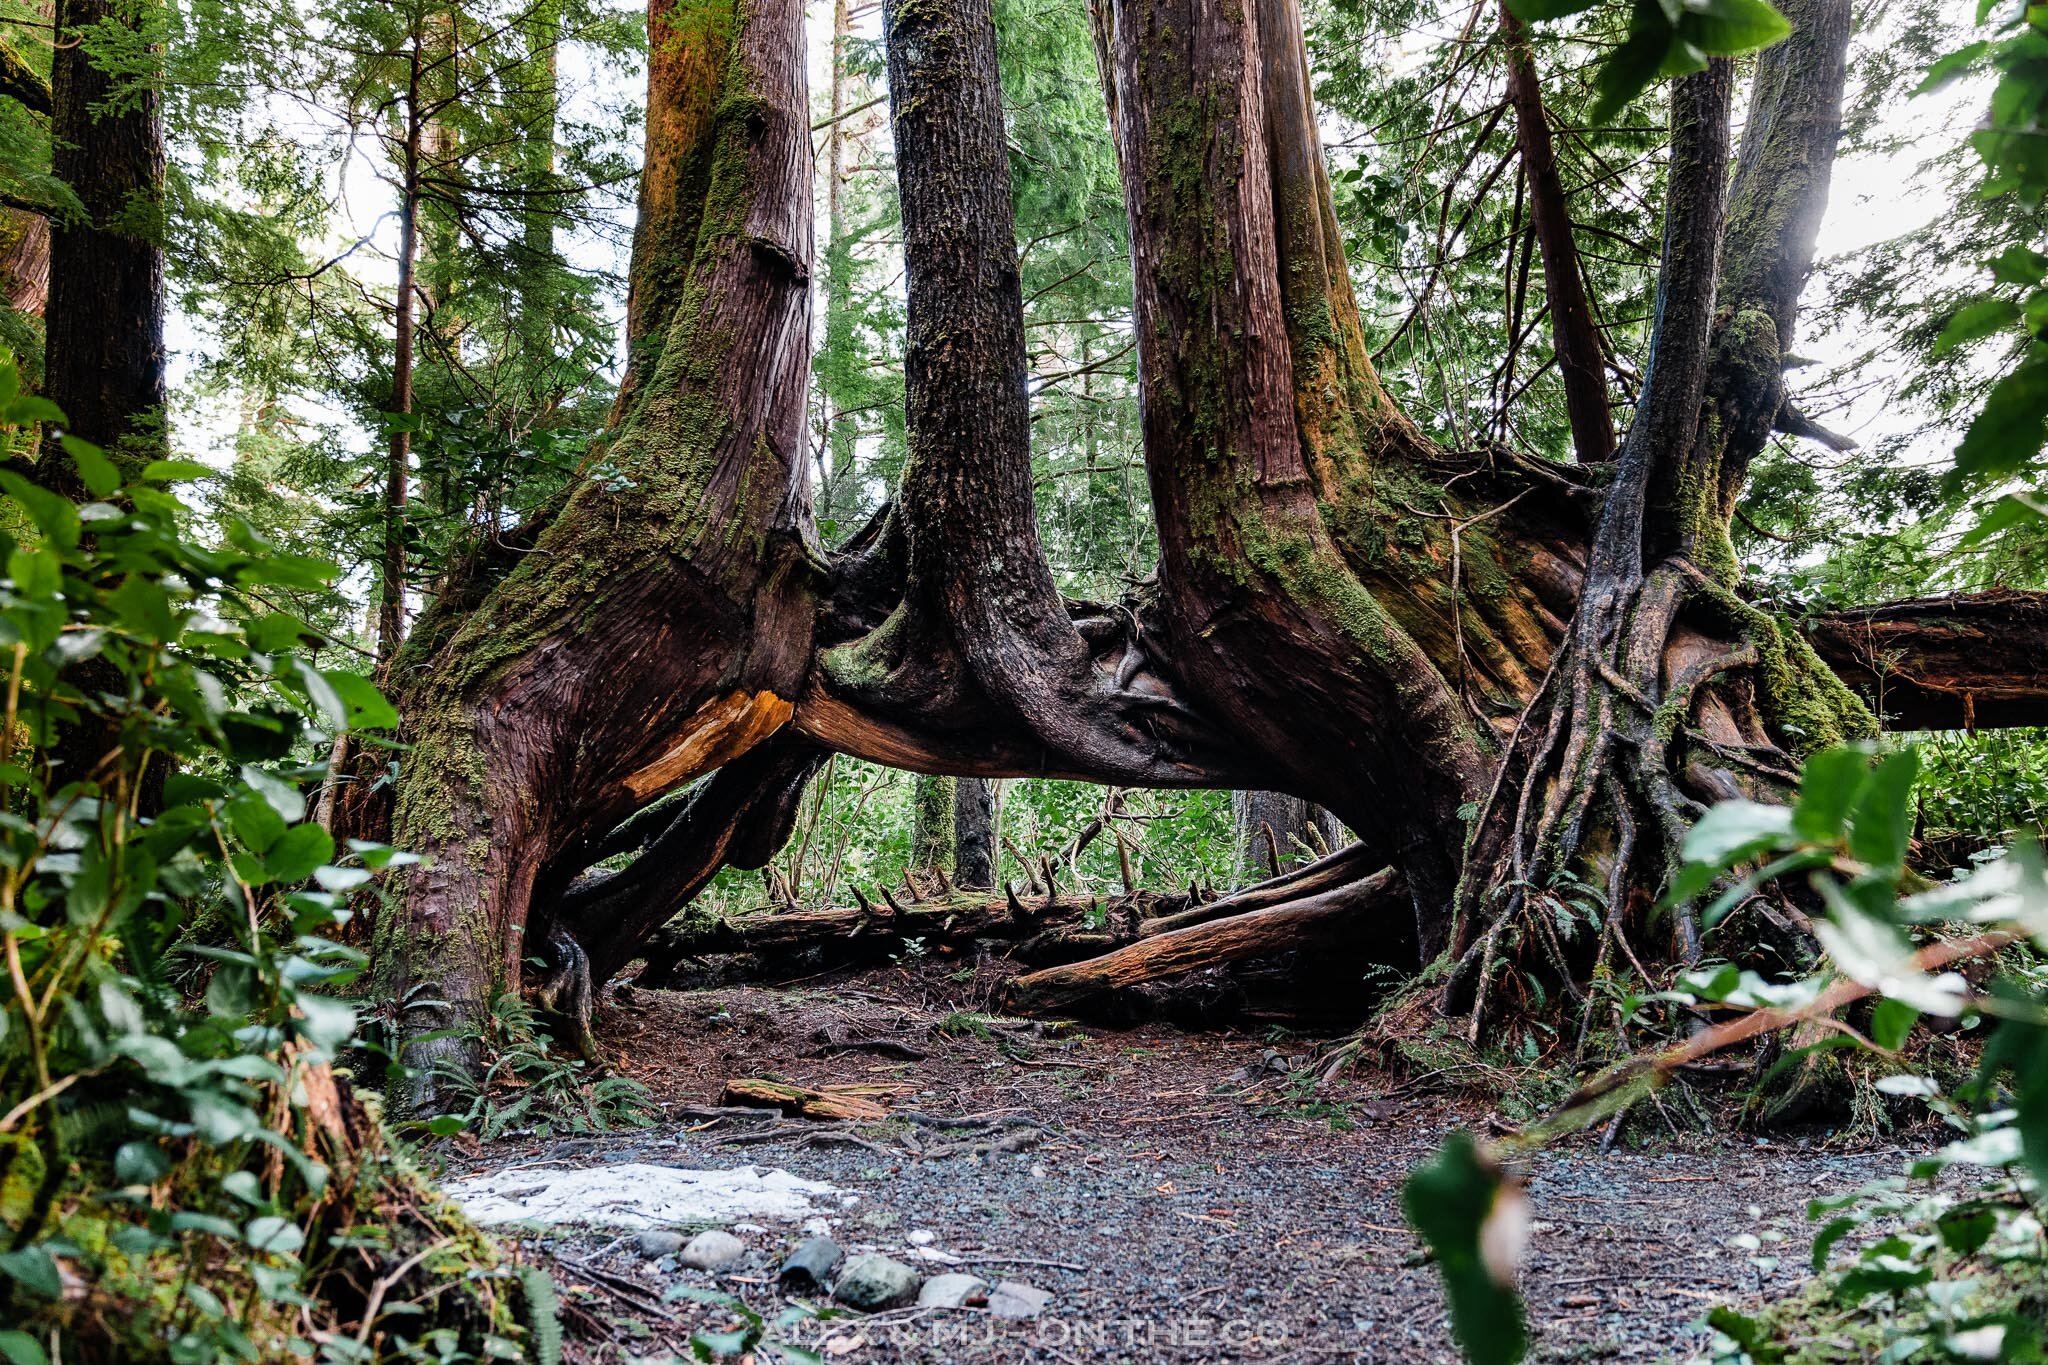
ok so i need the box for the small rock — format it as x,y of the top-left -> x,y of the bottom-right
987,1281 -> 1052,1319
681,1229 -> 746,1272
832,1253 -> 921,1311
906,1230 -> 936,1246
636,1230 -> 684,1258
780,1236 -> 845,1291
916,1273 -> 989,1309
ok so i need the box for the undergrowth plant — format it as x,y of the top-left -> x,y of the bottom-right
1406,742 -> 2048,1365
0,359 -> 549,1363
420,992 -> 658,1142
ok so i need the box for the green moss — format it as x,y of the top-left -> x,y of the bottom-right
1697,582 -> 1878,756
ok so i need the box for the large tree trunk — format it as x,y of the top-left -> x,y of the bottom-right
359,0 -> 817,1101
954,776 -> 997,888
1232,790 -> 1343,886
46,0 -> 164,472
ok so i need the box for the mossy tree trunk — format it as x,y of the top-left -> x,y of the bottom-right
908,773 -> 956,879
358,0 -> 819,1099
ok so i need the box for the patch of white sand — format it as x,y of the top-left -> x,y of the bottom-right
446,1162 -> 856,1229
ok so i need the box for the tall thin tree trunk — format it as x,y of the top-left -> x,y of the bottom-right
908,773 -> 956,876
1499,3 -> 1611,463
380,35 -> 423,667
954,776 -> 996,888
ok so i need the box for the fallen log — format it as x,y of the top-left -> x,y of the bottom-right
1139,841 -> 1377,936
631,886 -> 1188,986
1000,867 -> 1408,1014
1806,589 -> 2048,731
720,1077 -> 912,1121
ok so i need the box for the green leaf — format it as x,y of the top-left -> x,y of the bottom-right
138,459 -> 215,483
1991,245 -> 2048,287
1402,1132 -> 1528,1365
293,993 -> 357,1053
1847,748 -> 1919,875
323,671 -> 399,731
1793,747 -> 1868,843
109,574 -> 181,643
1680,0 -> 1790,54
1871,998 -> 1919,1051
1914,39 -> 1989,95
0,1331 -> 49,1365
244,1216 -> 306,1256
264,823 -> 334,885
1590,0 -> 1674,124
1935,297 -> 2021,355
240,765 -> 307,824
59,436 -> 118,499
1683,799 -> 1794,869
0,1247 -> 61,1299
1955,353 -> 2048,484
114,1140 -> 169,1185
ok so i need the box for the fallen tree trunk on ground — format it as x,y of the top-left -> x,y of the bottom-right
1001,868 -> 1408,1013
632,885 -> 1190,985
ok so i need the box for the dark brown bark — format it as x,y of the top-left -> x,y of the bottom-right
1807,590 -> 2048,732
954,776 -> 996,888
46,0 -> 165,467
1499,4 -> 1612,464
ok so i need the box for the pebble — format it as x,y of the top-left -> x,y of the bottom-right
681,1229 -> 746,1271
779,1236 -> 845,1290
907,1230 -> 936,1246
987,1280 -> 1052,1319
636,1230 -> 684,1258
832,1253 -> 922,1310
916,1273 -> 990,1309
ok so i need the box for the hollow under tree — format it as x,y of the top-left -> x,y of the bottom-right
344,0 -> 2048,1097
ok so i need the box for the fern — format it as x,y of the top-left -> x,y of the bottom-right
517,1264 -> 564,1365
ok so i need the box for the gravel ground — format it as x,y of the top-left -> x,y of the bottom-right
438,965 -> 1917,1364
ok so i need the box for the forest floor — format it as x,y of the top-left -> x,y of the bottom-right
434,959 -> 1918,1363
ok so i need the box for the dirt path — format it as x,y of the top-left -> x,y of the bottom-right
441,966 -> 1908,1363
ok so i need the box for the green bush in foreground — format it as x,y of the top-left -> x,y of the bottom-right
0,359 -> 544,1363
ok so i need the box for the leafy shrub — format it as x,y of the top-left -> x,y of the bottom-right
0,358 -> 543,1362
1407,742 -> 2048,1365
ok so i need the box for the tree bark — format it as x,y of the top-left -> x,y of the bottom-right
908,773 -> 957,876
954,776 -> 996,888
1499,3 -> 1612,463
361,0 -> 817,1102
1232,790 -> 1343,885
1806,590 -> 2048,732
366,0 -> 2048,1076
46,0 -> 165,470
